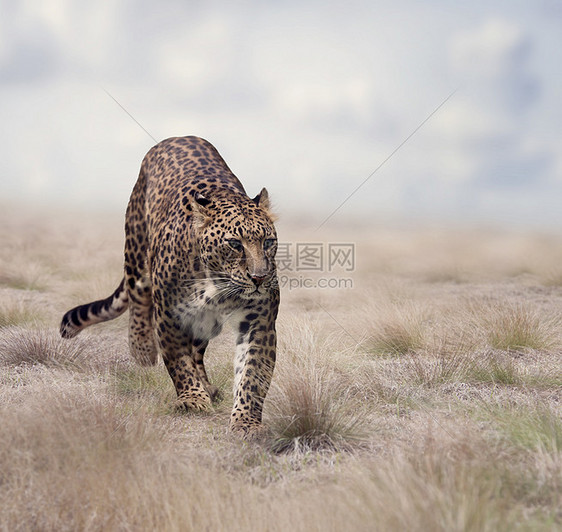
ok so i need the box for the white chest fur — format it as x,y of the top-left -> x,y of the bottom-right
175,282 -> 243,340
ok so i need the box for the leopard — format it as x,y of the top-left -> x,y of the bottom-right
60,136 -> 279,435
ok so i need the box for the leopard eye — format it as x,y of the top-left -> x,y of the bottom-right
264,238 -> 276,251
226,239 -> 243,252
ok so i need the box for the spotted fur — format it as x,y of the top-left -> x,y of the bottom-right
60,136 -> 279,434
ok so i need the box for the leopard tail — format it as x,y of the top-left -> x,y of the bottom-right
60,278 -> 128,338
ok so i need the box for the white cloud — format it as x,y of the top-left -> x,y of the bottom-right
406,17 -> 558,222
452,19 -> 528,77
0,1 -> 561,228
451,19 -> 540,114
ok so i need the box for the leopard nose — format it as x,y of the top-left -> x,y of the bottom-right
251,274 -> 267,287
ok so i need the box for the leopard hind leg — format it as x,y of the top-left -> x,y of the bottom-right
193,339 -> 221,401
124,171 -> 158,366
127,278 -> 158,366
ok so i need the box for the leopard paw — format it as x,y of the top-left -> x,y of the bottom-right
229,418 -> 267,440
175,391 -> 212,412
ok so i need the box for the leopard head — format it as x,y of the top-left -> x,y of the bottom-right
191,188 -> 278,298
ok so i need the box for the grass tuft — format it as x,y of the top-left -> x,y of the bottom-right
405,333 -> 479,387
369,322 -> 424,356
407,351 -> 470,387
267,326 -> 368,453
485,304 -> 560,351
267,368 -> 366,453
0,265 -> 47,291
365,304 -> 426,357
486,404 -> 562,453
0,327 -> 122,371
0,302 -> 41,328
468,352 -> 522,385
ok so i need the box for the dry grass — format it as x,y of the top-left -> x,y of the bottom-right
0,207 -> 561,530
328,440 -> 523,531
0,300 -> 40,328
267,324 -> 368,452
484,402 -> 562,453
484,303 -> 561,351
365,306 -> 426,356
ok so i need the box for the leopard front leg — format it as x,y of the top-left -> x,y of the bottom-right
163,352 -> 212,411
230,303 -> 278,434
153,300 -> 212,412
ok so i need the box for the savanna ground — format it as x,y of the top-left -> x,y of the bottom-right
0,204 -> 561,531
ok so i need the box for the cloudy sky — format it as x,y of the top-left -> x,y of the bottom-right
1,0 -> 561,229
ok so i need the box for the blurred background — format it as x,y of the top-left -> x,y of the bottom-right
1,0 -> 561,230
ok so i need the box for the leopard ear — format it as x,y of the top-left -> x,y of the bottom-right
252,187 -> 270,210
252,187 -> 278,221
191,192 -> 212,227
